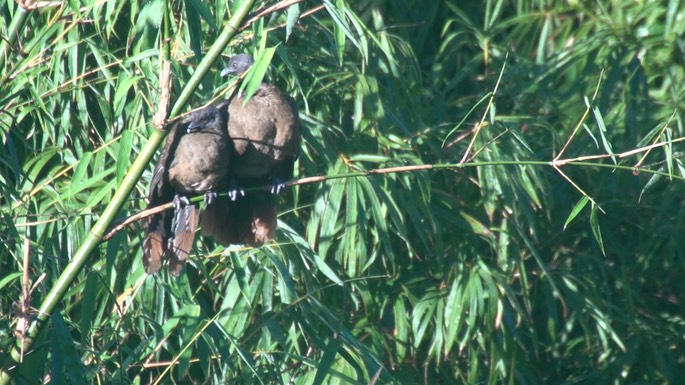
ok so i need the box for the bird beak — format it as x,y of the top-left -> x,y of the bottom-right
220,68 -> 234,77
186,122 -> 200,133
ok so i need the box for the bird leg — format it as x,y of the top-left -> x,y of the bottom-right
204,191 -> 217,205
229,187 -> 245,201
173,194 -> 190,211
171,194 -> 189,238
270,181 -> 286,194
269,178 -> 288,195
228,176 -> 246,201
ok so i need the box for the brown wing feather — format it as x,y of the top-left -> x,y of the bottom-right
143,119 -> 186,274
169,204 -> 200,276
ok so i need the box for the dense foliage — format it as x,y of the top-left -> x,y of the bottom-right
1,0 -> 684,384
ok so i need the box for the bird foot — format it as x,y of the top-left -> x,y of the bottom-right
173,195 -> 190,211
204,191 -> 217,205
228,187 -> 245,201
270,181 -> 287,195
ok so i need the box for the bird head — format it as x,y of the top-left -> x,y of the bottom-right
220,54 -> 254,77
186,106 -> 223,133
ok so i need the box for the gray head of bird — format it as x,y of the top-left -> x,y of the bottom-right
186,106 -> 223,133
220,54 -> 254,77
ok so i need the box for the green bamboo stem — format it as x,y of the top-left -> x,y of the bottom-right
0,0 -> 256,383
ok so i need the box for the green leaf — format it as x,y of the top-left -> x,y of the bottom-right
286,4 -> 301,41
312,335 -> 340,385
590,202 -> 605,256
564,195 -> 589,229
52,313 -> 87,385
241,47 -> 276,101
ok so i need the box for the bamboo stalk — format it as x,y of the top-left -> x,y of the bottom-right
0,1 -> 257,383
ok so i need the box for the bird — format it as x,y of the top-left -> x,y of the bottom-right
143,105 -> 230,275
200,53 -> 301,246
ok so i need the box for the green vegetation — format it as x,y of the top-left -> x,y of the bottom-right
1,0 -> 684,383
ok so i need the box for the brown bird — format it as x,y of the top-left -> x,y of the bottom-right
143,105 -> 230,275
200,54 -> 301,246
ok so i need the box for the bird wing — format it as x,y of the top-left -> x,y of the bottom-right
143,118 -> 188,274
148,118 -> 187,204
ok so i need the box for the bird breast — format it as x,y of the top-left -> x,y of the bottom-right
168,132 -> 230,194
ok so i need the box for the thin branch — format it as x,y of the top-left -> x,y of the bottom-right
241,0 -> 308,32
460,52 -> 508,164
104,131 -> 685,243
634,111 -> 676,169
554,68 -> 604,161
152,60 -> 171,129
552,164 -> 605,214
102,163 -> 437,241
16,235 -> 30,363
552,135 -> 685,166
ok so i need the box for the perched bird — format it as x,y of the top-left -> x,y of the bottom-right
221,54 -> 301,193
143,105 -> 230,275
200,54 -> 301,246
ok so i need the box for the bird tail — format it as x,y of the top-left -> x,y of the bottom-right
199,196 -> 235,245
169,204 -> 200,276
143,212 -> 169,274
200,190 -> 277,247
243,190 -> 277,246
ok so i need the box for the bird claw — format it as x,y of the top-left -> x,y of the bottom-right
171,195 -> 189,236
228,187 -> 245,201
204,191 -> 217,205
173,195 -> 190,211
270,181 -> 287,195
